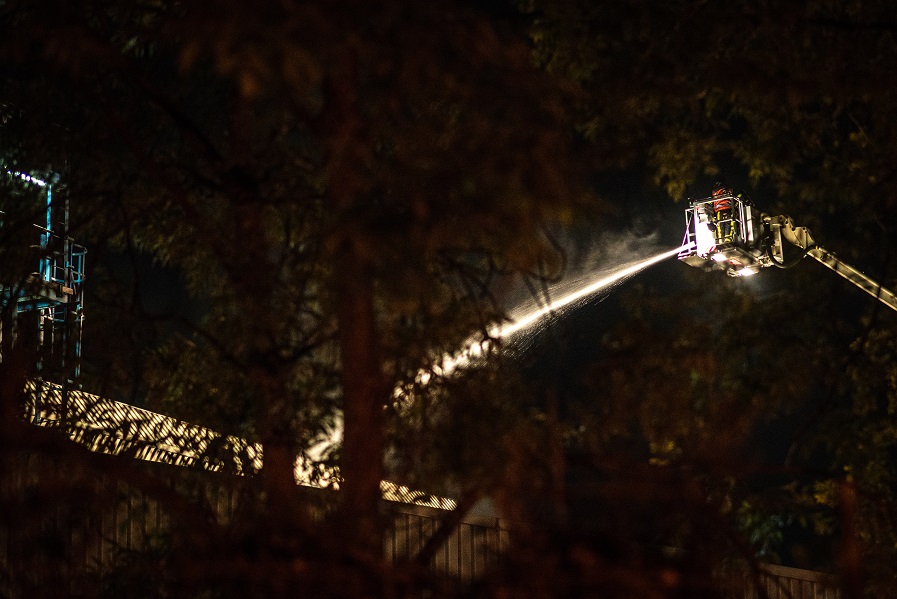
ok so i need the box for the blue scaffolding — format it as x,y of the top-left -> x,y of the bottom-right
1,171 -> 86,383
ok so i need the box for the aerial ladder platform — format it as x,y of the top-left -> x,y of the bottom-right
678,186 -> 897,313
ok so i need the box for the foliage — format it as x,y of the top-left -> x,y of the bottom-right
523,0 -> 897,595
0,0 -> 599,596
3,0 -> 897,596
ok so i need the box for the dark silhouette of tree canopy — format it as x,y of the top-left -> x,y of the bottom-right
2,0 -> 897,597
523,0 -> 897,596
1,0 -> 599,596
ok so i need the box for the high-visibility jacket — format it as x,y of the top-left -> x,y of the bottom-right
713,196 -> 732,212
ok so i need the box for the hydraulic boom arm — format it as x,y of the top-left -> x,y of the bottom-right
770,215 -> 897,313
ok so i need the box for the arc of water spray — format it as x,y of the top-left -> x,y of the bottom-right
318,241 -> 694,476
491,243 -> 690,339
429,242 -> 694,379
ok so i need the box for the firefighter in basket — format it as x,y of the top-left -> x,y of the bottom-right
711,184 -> 736,244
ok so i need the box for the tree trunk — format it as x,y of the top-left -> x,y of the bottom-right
334,251 -> 386,560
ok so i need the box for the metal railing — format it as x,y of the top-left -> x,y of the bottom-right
733,563 -> 842,599
385,504 -> 508,583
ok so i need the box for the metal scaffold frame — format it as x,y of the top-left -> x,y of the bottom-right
1,171 -> 86,384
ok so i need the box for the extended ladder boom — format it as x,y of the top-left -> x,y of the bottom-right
807,247 -> 897,313
771,215 -> 897,313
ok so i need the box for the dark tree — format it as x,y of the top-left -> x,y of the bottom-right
4,0 -> 897,597
524,0 -> 897,596
0,0 -> 599,596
